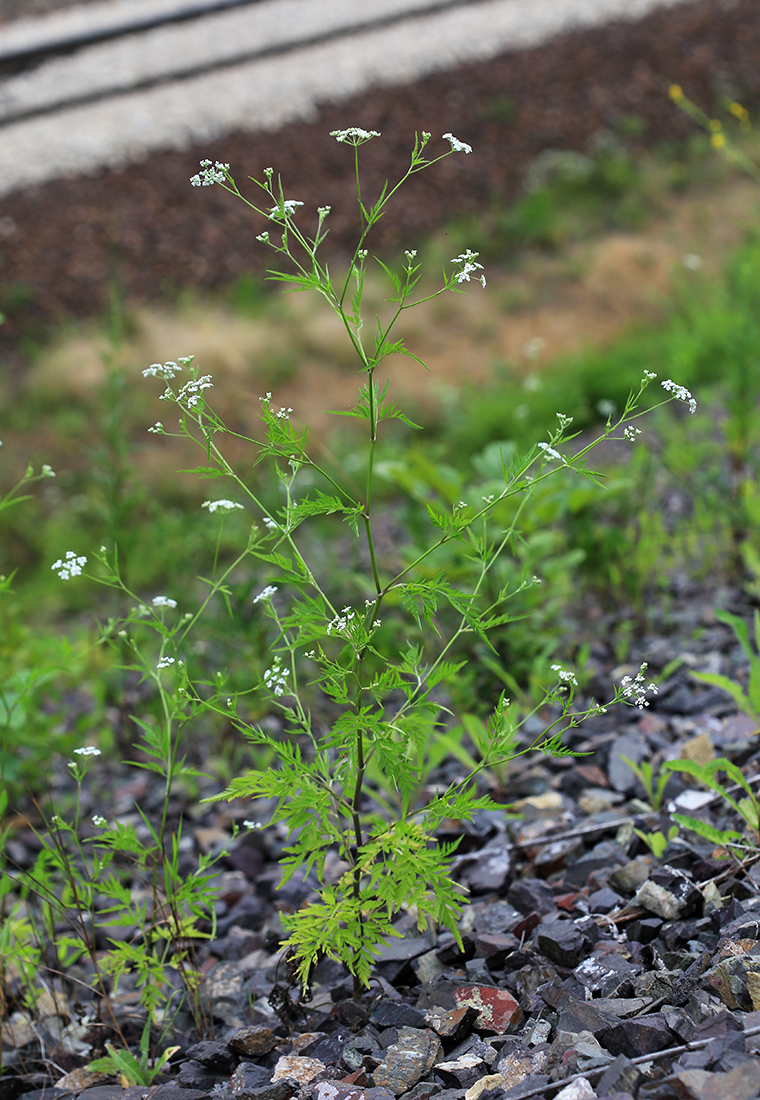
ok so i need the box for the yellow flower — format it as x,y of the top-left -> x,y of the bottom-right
669,84 -> 684,101
711,133 -> 726,149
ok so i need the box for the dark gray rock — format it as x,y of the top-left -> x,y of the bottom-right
370,1001 -> 428,1029
185,1040 -> 237,1071
228,1026 -> 280,1057
595,1053 -> 644,1097
373,1027 -> 443,1097
598,1013 -> 677,1057
536,920 -> 593,969
177,1060 -> 223,1090
507,879 -> 556,917
230,1061 -> 275,1097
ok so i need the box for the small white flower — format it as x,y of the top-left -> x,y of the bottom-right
442,132 -> 472,154
624,425 -> 642,441
52,551 -> 87,580
619,662 -> 658,708
551,664 -> 578,687
318,206 -> 331,218
253,585 -> 278,604
148,422 -> 164,434
263,517 -> 278,530
143,360 -> 183,380
330,128 -> 381,145
305,650 -> 316,659
202,499 -> 243,514
152,596 -> 177,608
190,160 -> 229,187
256,231 -> 270,243
269,199 -> 304,220
661,378 -> 697,414
276,407 -> 294,420
263,656 -> 289,697
157,656 -> 175,669
405,249 -> 417,263
643,370 -> 657,380
537,442 -> 565,463
243,820 -> 263,829
41,464 -> 55,477
451,249 -> 486,287
177,374 -> 213,408
92,815 -> 107,827
522,338 -> 545,361
556,413 -> 573,429
74,746 -> 101,757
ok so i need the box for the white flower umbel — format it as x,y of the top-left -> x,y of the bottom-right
326,606 -> 356,636
551,664 -> 578,688
263,517 -> 279,530
263,656 -> 289,697
202,499 -> 243,514
269,199 -> 304,220
537,442 -> 565,463
52,551 -> 87,579
243,820 -> 263,830
157,656 -> 176,670
624,425 -> 642,441
330,128 -> 381,145
74,746 -> 101,757
177,375 -> 213,408
661,378 -> 697,414
152,596 -> 178,608
190,160 -> 230,187
442,133 -> 472,154
619,663 -> 658,709
143,360 -> 183,380
253,585 -> 278,604
451,250 -> 486,288
41,464 -> 55,477
92,815 -> 107,827
148,422 -> 164,434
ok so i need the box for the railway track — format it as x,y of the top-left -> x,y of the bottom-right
0,0 -> 700,197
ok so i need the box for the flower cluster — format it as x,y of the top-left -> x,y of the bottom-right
148,422 -> 164,434
624,425 -> 642,441
202,499 -> 243,514
551,664 -> 578,688
263,656 -> 289,697
276,406 -> 294,420
330,128 -> 381,145
157,656 -> 176,670
74,746 -> 101,757
451,250 -> 486,288
620,663 -> 659,709
269,200 -> 304,220
661,378 -> 697,414
176,375 -> 213,408
537,442 -> 565,463
327,606 -> 356,635
92,814 -> 107,827
143,360 -> 183,380
152,596 -> 177,608
52,551 -> 87,579
442,132 -> 472,154
263,516 -> 279,530
253,585 -> 278,604
190,160 -> 230,187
